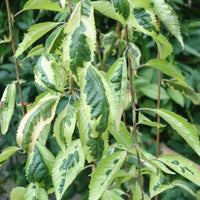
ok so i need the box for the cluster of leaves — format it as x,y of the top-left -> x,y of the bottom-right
0,0 -> 200,199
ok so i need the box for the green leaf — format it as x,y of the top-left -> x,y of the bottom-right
69,22 -> 91,74
112,0 -> 130,20
53,103 -> 76,152
23,183 -> 48,200
106,57 -> 129,128
34,53 -> 67,92
160,154 -> 200,186
45,24 -> 66,54
140,84 -> 169,100
17,95 -> 59,152
167,80 -> 200,105
138,112 -> 166,128
149,172 -> 174,198
81,66 -> 110,136
23,0 -> 63,11
172,180 -> 196,197
52,139 -> 85,200
0,83 -> 16,134
10,187 -> 26,200
149,0 -> 183,47
0,146 -> 19,168
140,148 -> 175,175
102,189 -> 124,200
89,151 -> 126,200
145,59 -> 185,82
63,0 -> 96,79
151,109 -> 200,156
167,87 -> 184,107
133,7 -> 158,33
16,22 -> 59,58
109,122 -> 134,150
26,44 -> 45,58
132,181 -> 150,200
26,143 -> 54,184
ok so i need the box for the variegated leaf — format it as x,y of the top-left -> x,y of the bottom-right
53,103 -> 76,152
17,95 -> 59,152
52,139 -> 85,200
34,53 -> 67,92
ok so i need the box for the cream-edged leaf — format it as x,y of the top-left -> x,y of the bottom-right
53,103 -> 76,152
16,22 -> 59,58
17,95 -> 59,152
52,139 -> 85,200
89,151 -> 126,200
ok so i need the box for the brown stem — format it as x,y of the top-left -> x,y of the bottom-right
117,21 -> 121,58
6,0 -> 25,116
68,0 -> 73,15
155,17 -> 161,200
125,25 -> 144,200
96,36 -> 104,71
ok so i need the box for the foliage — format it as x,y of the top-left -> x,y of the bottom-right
0,0 -> 200,199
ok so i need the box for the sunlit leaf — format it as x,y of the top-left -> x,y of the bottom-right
17,95 -> 59,152
89,151 -> 126,200
0,83 -> 16,134
151,109 -> 200,156
52,140 -> 85,200
16,22 -> 59,58
160,154 -> 200,186
26,44 -> 45,58
10,187 -> 26,200
23,0 -> 63,11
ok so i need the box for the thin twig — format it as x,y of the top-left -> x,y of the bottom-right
155,17 -> 161,200
117,21 -> 121,58
13,9 -> 24,18
96,35 -> 104,71
6,0 -> 25,116
125,25 -> 144,200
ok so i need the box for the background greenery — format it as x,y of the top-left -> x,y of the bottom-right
0,0 -> 200,199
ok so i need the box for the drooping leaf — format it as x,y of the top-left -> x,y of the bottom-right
17,95 -> 59,152
63,0 -> 96,79
89,151 -> 126,200
52,139 -> 85,200
149,0 -> 184,47
151,109 -> 200,156
139,84 -> 169,100
0,83 -> 16,134
23,0 -> 63,11
0,146 -> 19,168
132,181 -> 150,200
34,53 -> 67,92
160,154 -> 200,186
138,112 -> 166,128
106,57 -> 129,128
172,180 -> 196,197
45,24 -> 66,54
69,22 -> 91,74
23,183 -> 48,200
26,142 -> 55,184
140,148 -> 175,175
145,59 -> 185,82
112,0 -> 130,20
128,42 -> 141,66
16,22 -> 59,58
81,66 -> 110,136
149,171 -> 174,198
167,80 -> 200,105
53,103 -> 76,152
10,187 -> 26,200
26,44 -> 45,58
102,189 -> 124,200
